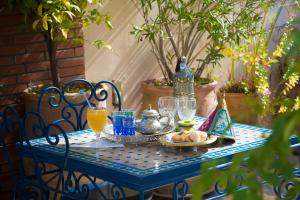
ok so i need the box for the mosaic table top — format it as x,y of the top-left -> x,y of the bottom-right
29,117 -> 272,178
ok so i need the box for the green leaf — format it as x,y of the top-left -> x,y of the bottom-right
62,0 -> 71,9
60,28 -> 68,39
42,15 -> 48,30
83,18 -> 90,28
38,4 -> 43,17
52,13 -> 61,23
73,37 -> 85,45
32,19 -> 39,31
105,20 -> 113,29
70,4 -> 81,12
61,19 -> 73,29
96,15 -> 103,25
92,40 -> 112,50
64,11 -> 75,19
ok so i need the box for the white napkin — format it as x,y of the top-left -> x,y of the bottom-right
71,139 -> 124,149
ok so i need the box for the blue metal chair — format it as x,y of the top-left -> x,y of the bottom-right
33,79 -> 124,199
0,106 -> 26,199
1,79 -> 147,199
36,79 -> 122,132
1,105 -> 74,200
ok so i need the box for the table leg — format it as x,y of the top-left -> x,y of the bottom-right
172,180 -> 189,200
139,191 -> 145,200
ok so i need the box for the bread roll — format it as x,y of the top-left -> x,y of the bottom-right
172,134 -> 183,142
188,132 -> 201,142
171,131 -> 208,143
198,131 -> 208,142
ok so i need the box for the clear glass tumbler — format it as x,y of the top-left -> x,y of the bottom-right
176,97 -> 197,121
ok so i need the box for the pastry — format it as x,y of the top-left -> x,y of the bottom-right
171,131 -> 207,143
198,131 -> 208,142
188,132 -> 201,142
172,134 -> 183,142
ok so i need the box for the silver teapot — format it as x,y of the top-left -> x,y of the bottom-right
136,105 -> 167,135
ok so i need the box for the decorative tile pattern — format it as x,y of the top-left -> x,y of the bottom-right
208,108 -> 234,138
30,117 -> 271,177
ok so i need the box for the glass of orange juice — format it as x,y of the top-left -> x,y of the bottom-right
87,106 -> 108,140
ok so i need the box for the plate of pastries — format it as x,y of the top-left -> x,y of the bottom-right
159,130 -> 218,147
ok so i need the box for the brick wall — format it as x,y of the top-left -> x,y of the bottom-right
0,1 -> 85,112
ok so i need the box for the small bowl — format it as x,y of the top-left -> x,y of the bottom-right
178,120 -> 195,127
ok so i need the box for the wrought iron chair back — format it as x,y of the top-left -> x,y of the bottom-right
32,79 -> 123,199
22,109 -> 71,199
1,106 -> 72,199
0,106 -> 23,197
36,79 -> 122,132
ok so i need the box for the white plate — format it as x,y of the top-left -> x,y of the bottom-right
160,132 -> 218,147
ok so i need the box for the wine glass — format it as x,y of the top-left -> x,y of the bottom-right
87,106 -> 108,140
176,97 -> 197,121
158,96 -> 177,127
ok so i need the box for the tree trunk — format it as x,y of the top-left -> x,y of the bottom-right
45,34 -> 60,88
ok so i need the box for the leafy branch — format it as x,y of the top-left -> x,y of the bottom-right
131,0 -> 274,85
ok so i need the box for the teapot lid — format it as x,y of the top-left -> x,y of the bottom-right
142,104 -> 159,117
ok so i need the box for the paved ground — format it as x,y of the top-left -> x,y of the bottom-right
152,184 -> 277,200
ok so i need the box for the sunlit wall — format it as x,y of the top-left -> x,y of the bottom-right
84,0 -> 290,112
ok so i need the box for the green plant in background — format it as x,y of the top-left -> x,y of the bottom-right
130,0 -> 275,86
7,0 -> 112,88
222,0 -> 300,118
192,2 -> 300,199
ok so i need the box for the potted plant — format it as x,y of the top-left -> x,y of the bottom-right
192,8 -> 300,198
7,0 -> 113,131
222,0 -> 300,127
130,0 -> 273,116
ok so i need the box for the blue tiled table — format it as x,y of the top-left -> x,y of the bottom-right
21,117 -> 274,199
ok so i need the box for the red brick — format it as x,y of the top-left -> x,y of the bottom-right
4,26 -> 32,35
26,42 -> 47,52
0,76 -> 16,85
0,56 -> 13,65
0,36 -> 13,46
74,47 -> 84,57
57,57 -> 84,68
15,52 -> 45,64
26,61 -> 50,72
0,84 -> 27,95
0,15 -> 23,26
0,9 -> 15,16
0,46 -> 25,55
0,95 -> 20,107
17,71 -> 49,83
58,65 -> 84,77
0,65 -> 25,75
57,41 -> 82,49
14,34 -> 44,44
0,26 -> 20,36
68,28 -> 84,38
55,49 -> 74,59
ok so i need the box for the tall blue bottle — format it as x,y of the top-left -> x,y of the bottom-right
173,56 -> 194,98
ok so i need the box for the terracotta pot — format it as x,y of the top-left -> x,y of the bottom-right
24,90 -> 84,135
257,114 -> 273,128
194,81 -> 218,116
225,93 -> 257,125
142,81 -> 218,117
